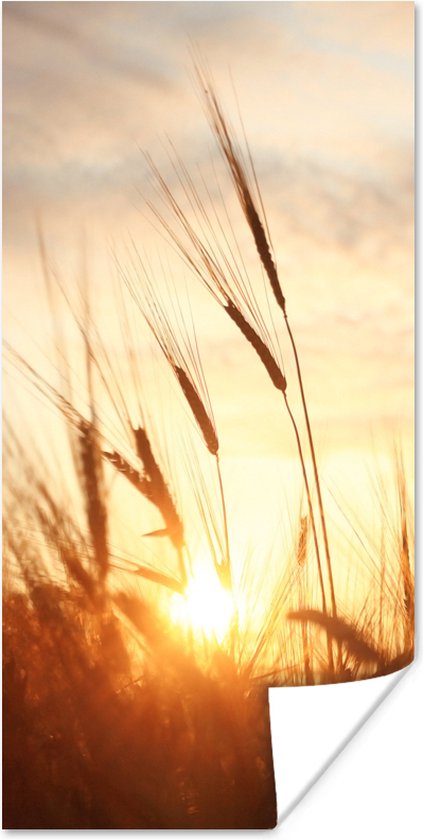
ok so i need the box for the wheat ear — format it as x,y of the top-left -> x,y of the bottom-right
202,80 -> 337,622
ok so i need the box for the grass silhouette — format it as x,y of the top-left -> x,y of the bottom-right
3,78 -> 413,828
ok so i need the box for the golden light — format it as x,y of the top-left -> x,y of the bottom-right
169,568 -> 235,643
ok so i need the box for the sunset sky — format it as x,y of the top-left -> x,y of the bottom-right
3,2 -> 414,598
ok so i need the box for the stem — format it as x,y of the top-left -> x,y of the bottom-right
284,394 -> 334,674
177,545 -> 188,588
215,454 -> 239,658
284,396 -> 327,614
284,314 -> 337,619
216,453 -> 232,586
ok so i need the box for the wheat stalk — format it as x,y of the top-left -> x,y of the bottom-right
79,420 -> 109,585
145,98 -> 335,637
224,299 -> 286,392
103,450 -> 148,495
198,76 -> 338,631
199,80 -> 285,314
174,364 -> 218,455
287,609 -> 385,670
133,425 -> 186,581
145,197 -> 331,631
123,261 -> 232,586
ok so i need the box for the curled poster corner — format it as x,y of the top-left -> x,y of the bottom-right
270,659 -> 421,837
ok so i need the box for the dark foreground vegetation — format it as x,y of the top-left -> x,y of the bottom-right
3,584 -> 276,828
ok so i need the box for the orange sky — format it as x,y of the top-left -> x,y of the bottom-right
3,2 -> 414,602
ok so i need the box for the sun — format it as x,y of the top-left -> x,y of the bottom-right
169,568 -> 235,643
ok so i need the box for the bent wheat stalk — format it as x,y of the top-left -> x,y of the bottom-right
174,365 -> 231,587
146,161 -> 330,640
123,264 -> 232,586
287,609 -> 385,672
133,425 -> 186,584
79,420 -> 109,586
200,78 -> 337,622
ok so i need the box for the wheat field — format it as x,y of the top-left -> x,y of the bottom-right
3,15 -> 414,829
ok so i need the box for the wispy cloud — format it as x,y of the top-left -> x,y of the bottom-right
3,1 -> 414,464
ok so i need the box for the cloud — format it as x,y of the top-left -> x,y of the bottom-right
3,1 -> 414,463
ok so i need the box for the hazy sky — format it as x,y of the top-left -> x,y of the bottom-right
3,2 -> 414,577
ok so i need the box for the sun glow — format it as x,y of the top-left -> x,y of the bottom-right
170,569 -> 235,643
